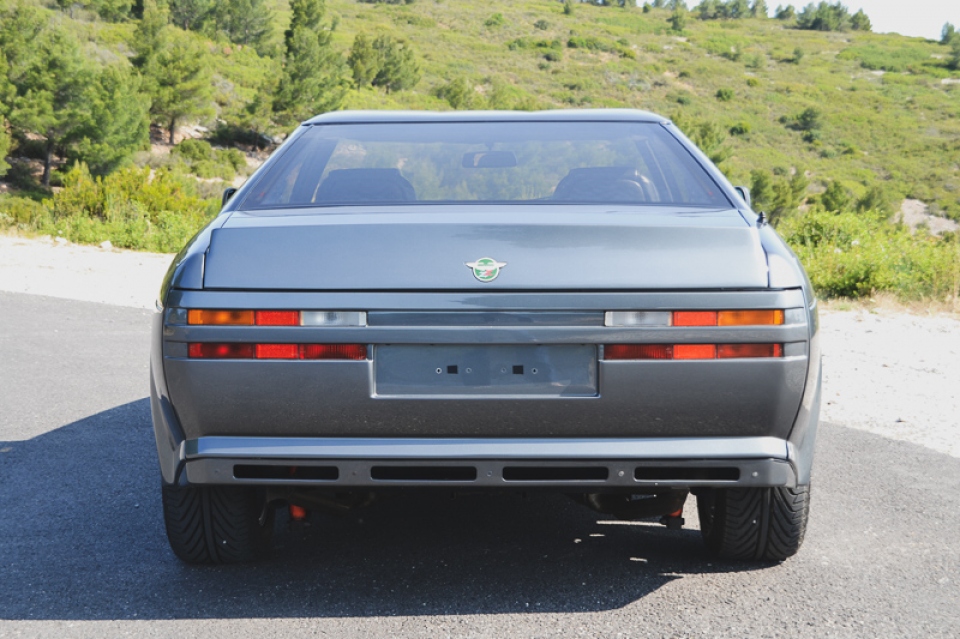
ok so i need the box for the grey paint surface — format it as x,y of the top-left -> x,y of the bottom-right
1,293 -> 958,638
203,209 -> 769,291
163,357 -> 808,439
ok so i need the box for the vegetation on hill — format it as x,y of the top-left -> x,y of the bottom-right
0,0 -> 959,300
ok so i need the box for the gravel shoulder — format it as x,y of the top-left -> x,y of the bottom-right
2,232 -> 958,458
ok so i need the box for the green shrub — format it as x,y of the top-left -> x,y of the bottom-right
729,121 -> 751,135
36,162 -> 218,252
819,180 -> 850,212
0,195 -> 50,227
435,77 -> 480,109
716,87 -> 734,101
534,19 -> 549,30
484,13 -> 506,27
778,209 -> 960,299
171,139 -> 246,181
348,33 -> 422,93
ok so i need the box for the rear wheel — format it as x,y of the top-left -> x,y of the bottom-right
161,484 -> 273,565
697,485 -> 810,561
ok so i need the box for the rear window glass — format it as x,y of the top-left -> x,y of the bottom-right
240,121 -> 730,210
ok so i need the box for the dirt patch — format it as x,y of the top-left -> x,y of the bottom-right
895,198 -> 959,235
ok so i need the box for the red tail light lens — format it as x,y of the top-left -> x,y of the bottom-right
672,311 -> 718,327
299,344 -> 367,360
673,344 -> 717,359
188,343 -> 255,358
255,311 -> 300,326
718,343 -> 783,358
255,343 -> 299,359
189,343 -> 368,359
604,344 -> 674,360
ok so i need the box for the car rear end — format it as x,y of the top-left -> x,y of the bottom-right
150,111 -> 820,564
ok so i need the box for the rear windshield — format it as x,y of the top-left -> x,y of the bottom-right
239,121 -> 730,210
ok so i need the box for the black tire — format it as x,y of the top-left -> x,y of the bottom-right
161,484 -> 273,565
697,484 -> 810,561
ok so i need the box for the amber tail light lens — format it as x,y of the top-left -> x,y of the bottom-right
717,310 -> 784,326
187,310 -> 254,326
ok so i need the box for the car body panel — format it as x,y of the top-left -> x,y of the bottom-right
203,208 -> 769,291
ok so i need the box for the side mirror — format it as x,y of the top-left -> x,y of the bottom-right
734,185 -> 751,208
222,187 -> 238,208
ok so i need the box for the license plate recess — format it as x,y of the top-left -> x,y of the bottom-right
375,345 -> 598,397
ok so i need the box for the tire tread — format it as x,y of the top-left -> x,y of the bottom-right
699,484 -> 810,562
161,485 -> 271,565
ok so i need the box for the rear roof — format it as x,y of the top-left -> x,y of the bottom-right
303,109 -> 669,126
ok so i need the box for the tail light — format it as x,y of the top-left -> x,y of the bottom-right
186,310 -> 366,326
604,343 -> 783,360
189,343 -> 368,360
187,310 -> 254,326
605,310 -> 786,327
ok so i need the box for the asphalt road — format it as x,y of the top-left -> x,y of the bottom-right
1,291 -> 958,638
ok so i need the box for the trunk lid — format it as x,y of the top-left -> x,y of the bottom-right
202,206 -> 768,290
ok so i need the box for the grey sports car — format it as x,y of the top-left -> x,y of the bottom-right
151,109 -> 820,565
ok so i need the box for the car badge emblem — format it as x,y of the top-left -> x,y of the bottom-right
465,257 -> 506,282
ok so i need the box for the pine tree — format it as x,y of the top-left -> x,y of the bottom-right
210,0 -> 272,49
727,0 -> 751,19
286,0 -> 325,44
668,6 -> 687,31
850,8 -> 871,32
749,169 -> 774,211
274,0 -> 345,125
132,0 -> 170,67
942,23 -> 956,45
73,65 -> 150,175
370,35 -> 420,93
775,4 -> 796,20
1,8 -> 94,185
0,70 -> 12,179
141,27 -> 215,144
169,0 -> 213,31
347,33 -> 378,86
751,0 -> 769,18
695,0 -> 716,19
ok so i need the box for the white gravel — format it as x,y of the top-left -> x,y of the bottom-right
0,234 -> 173,309
2,232 -> 958,458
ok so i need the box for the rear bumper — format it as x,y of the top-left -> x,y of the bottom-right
150,288 -> 821,489
176,435 -> 798,490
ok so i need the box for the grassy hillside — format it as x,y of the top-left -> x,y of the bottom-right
324,0 -> 960,217
1,0 -> 959,299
